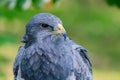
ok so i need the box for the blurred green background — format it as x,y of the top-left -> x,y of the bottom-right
0,0 -> 120,80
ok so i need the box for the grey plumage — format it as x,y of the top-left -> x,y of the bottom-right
13,13 -> 92,80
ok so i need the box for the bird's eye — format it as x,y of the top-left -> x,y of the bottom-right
40,23 -> 49,28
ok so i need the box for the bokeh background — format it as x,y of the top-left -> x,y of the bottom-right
0,0 -> 120,80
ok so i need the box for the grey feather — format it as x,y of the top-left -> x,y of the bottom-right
13,46 -> 25,80
13,13 -> 92,80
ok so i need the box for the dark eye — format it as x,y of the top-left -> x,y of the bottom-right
40,23 -> 49,28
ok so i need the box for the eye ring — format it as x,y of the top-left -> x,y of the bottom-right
40,23 -> 49,28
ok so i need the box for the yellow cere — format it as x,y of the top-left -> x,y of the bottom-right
51,24 -> 64,35
57,24 -> 64,30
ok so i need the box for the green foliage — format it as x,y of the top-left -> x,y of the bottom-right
0,55 -> 9,64
32,0 -> 43,9
16,0 -> 31,10
106,0 -> 120,8
0,55 -> 8,80
0,70 -> 6,80
0,33 -> 17,45
0,0 -> 60,10
52,0 -> 59,3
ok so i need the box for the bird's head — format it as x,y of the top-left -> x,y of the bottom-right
22,13 -> 66,43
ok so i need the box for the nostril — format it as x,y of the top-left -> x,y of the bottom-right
58,27 -> 62,30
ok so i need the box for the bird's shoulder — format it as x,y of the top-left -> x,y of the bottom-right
13,46 -> 25,68
67,37 -> 92,72
13,46 -> 25,78
66,38 -> 92,79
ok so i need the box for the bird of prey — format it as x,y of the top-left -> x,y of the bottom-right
13,13 -> 92,80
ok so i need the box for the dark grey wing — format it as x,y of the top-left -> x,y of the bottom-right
68,37 -> 92,80
67,37 -> 92,73
75,45 -> 92,73
13,46 -> 25,80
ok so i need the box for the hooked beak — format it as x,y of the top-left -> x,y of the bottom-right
51,24 -> 66,35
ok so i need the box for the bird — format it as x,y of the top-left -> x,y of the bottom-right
13,13 -> 92,80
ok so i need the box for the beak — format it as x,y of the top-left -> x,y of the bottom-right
51,24 -> 66,35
